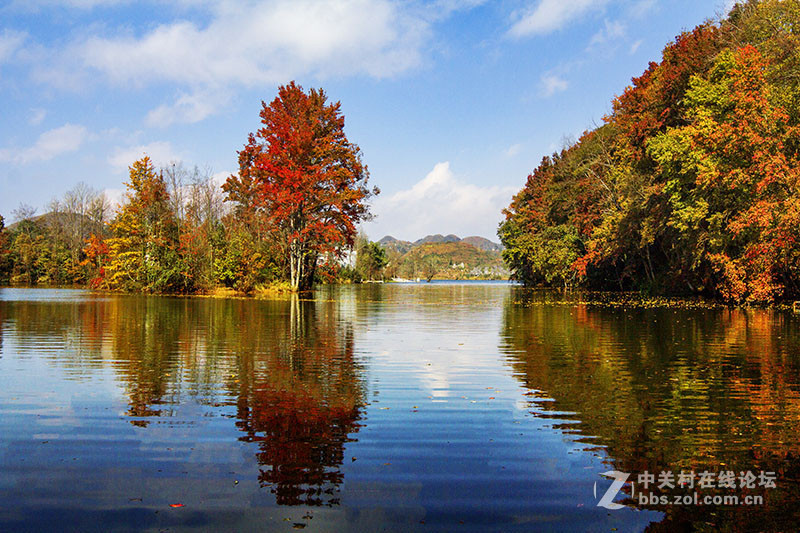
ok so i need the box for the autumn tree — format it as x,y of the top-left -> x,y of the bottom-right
81,233 -> 109,289
500,2 -> 800,302
105,157 -> 191,292
220,153 -> 282,292
227,82 -> 377,291
648,45 -> 800,301
7,206 -> 47,285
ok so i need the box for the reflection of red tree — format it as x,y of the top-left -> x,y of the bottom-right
233,300 -> 365,507
236,371 -> 363,507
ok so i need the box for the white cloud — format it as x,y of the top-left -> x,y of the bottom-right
0,123 -> 88,164
211,170 -> 232,187
722,0 -> 739,14
629,39 -> 643,55
509,0 -> 608,37
101,187 -> 126,210
629,0 -> 656,19
365,161 -> 517,241
108,141 -> 182,173
540,73 -> 568,97
5,0 -> 128,9
20,0 -> 484,123
79,0 -> 428,87
588,19 -> 626,50
504,143 -> 521,157
0,29 -> 26,63
29,108 -> 46,125
145,88 -> 231,127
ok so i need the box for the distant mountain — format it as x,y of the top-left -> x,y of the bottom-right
378,235 -> 413,255
461,236 -> 503,252
376,234 -> 508,280
413,234 -> 461,246
7,211 -> 107,237
378,234 -> 503,253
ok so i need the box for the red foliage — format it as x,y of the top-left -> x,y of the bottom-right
611,24 -> 722,157
81,233 -> 109,289
227,82 -> 376,290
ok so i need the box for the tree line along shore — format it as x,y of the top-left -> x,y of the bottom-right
499,0 -> 800,304
0,83 -> 502,294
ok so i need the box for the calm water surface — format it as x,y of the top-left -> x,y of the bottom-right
1,284 -> 799,532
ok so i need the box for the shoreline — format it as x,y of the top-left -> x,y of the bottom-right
1,283 -> 798,312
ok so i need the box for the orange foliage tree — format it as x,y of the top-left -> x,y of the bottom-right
226,82 -> 377,291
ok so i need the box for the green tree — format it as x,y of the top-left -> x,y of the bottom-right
355,238 -> 388,281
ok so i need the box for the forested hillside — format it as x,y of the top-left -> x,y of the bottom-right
389,241 -> 506,281
375,234 -> 507,280
499,0 -> 800,303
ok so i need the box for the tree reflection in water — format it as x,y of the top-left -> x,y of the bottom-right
4,292 -> 367,507
106,294 -> 367,506
233,295 -> 365,506
500,289 -> 800,531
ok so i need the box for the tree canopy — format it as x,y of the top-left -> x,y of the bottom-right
225,82 -> 377,291
499,0 -> 800,303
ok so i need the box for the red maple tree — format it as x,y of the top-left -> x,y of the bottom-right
226,82 -> 377,291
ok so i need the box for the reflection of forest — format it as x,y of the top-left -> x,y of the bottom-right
500,290 -> 800,530
2,293 -> 365,507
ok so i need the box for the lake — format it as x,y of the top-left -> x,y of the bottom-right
1,284 -> 799,532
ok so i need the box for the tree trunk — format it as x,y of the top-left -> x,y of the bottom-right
289,238 -> 310,292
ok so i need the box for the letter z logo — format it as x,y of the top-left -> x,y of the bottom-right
595,470 -> 630,510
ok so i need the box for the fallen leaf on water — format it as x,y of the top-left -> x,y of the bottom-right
293,524 -> 306,530
488,397 -> 495,400
169,503 -> 184,508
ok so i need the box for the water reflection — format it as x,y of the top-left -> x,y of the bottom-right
500,288 -> 800,530
4,286 -> 800,531
233,297 -> 365,506
0,291 -> 365,509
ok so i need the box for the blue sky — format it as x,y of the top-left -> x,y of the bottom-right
0,0 -> 735,241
